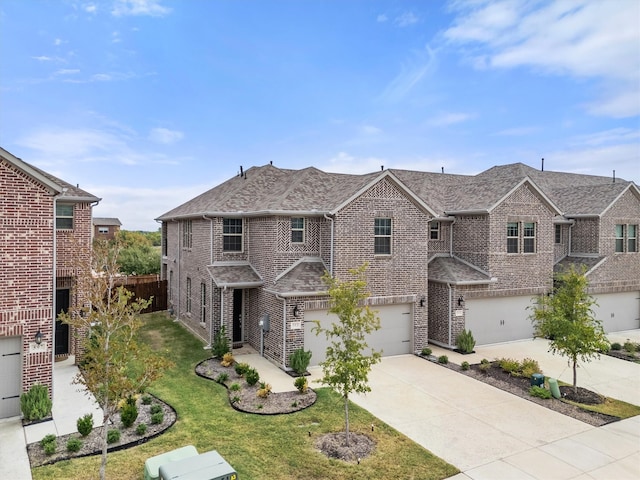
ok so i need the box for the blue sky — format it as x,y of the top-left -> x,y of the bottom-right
1,0 -> 638,231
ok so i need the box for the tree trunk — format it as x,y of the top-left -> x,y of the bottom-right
344,394 -> 350,447
100,408 -> 109,480
572,358 -> 578,394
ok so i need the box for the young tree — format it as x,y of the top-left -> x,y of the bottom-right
59,239 -> 172,480
112,230 -> 160,275
529,265 -> 609,394
313,263 -> 381,445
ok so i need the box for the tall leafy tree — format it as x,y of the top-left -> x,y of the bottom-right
529,265 -> 609,393
111,230 -> 160,275
59,239 -> 172,480
313,263 -> 381,445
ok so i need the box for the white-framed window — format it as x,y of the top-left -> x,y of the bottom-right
291,218 -> 305,243
523,222 -> 536,253
201,282 -> 206,322
555,225 -> 562,244
430,221 -> 440,240
629,225 -> 637,253
223,218 -> 243,251
186,277 -> 192,313
98,227 -> 109,234
507,222 -> 519,253
374,218 -> 392,255
182,220 -> 192,249
615,224 -> 625,253
617,224 -> 638,253
56,203 -> 74,230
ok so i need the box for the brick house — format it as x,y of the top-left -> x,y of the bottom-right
93,217 -> 122,240
157,162 -> 639,370
0,147 -> 100,419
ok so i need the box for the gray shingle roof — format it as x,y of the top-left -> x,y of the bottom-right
428,256 -> 495,285
265,257 -> 328,297
93,217 -> 122,226
207,262 -> 264,288
554,256 -> 605,274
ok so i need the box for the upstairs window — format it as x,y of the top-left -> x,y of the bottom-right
615,224 -> 625,253
182,220 -> 192,249
507,222 -> 519,253
56,203 -> 74,230
523,222 -> 536,253
98,227 -> 109,234
223,218 -> 243,251
430,221 -> 440,240
374,218 -> 392,255
291,218 -> 305,243
629,225 -> 637,253
555,225 -> 562,244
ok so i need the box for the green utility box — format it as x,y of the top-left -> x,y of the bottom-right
144,445 -> 199,480
159,450 -> 237,480
530,373 -> 544,387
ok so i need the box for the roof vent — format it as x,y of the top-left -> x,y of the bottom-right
613,170 -> 615,184
541,157 -> 544,172
381,165 -> 384,171
239,166 -> 243,177
441,167 -> 444,174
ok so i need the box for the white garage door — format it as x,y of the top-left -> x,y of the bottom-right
0,336 -> 22,419
305,304 -> 412,366
594,292 -> 640,333
465,296 -> 535,346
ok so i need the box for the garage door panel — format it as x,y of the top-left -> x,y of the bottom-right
465,296 -> 535,346
305,304 -> 412,367
594,292 -> 640,333
0,337 -> 22,419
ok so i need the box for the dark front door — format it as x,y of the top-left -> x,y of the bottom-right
232,289 -> 243,344
55,289 -> 70,356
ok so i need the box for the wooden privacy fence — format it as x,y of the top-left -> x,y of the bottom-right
121,279 -> 168,314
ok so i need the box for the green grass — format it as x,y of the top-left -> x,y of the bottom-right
32,312 -> 458,480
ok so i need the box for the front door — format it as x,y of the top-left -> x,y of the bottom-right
232,289 -> 243,345
55,289 -> 70,356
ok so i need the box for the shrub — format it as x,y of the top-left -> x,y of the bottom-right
529,386 -> 552,399
230,383 -> 241,392
141,395 -> 153,405
21,383 -> 52,422
456,329 -> 476,354
294,376 -> 308,393
421,347 -> 432,356
220,352 -> 234,367
235,362 -> 250,376
77,413 -> 93,437
624,341 -> 636,354
212,325 -> 230,358
479,358 -> 491,373
257,382 -> 272,398
120,401 -> 138,428
245,367 -> 260,386
461,361 -> 470,371
106,429 -> 120,444
43,440 -> 57,455
66,438 -> 82,453
521,358 -> 542,378
150,404 -> 162,415
136,423 -> 148,435
289,348 -> 312,375
151,412 -> 164,424
231,396 -> 240,404
499,358 -> 522,376
438,355 -> 448,364
40,434 -> 57,449
611,342 -> 622,350
215,372 -> 229,383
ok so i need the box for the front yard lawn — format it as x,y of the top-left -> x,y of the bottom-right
32,313 -> 458,480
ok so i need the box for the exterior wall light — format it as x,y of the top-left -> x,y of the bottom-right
35,330 -> 43,345
292,305 -> 300,317
458,296 -> 465,307
419,296 -> 425,307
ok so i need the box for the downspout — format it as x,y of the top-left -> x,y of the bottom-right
204,215 -> 214,348
276,294 -> 287,369
221,286 -> 227,329
324,214 -> 334,275
449,217 -> 456,257
177,220 -> 181,319
51,192 -> 63,388
447,283 -> 453,347
568,220 -> 574,256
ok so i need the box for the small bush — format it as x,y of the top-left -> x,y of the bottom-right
106,429 -> 120,444
235,362 -> 250,376
151,412 -> 164,424
77,413 -> 93,437
291,401 -> 298,408
212,325 -> 230,358
257,382 -> 272,398
455,329 -> 476,354
479,358 -> 491,373
245,368 -> 260,386
529,386 -> 552,399
231,396 -> 240,404
294,376 -> 308,394
40,434 -> 57,449
215,372 -> 229,383
21,383 -> 52,422
66,438 -> 82,453
521,358 -> 542,378
220,352 -> 234,367
120,401 -> 138,428
421,347 -> 432,356
141,395 -> 153,405
611,342 -> 622,351
150,404 -> 162,415
499,358 -> 522,376
136,423 -> 148,436
438,355 -> 449,364
624,341 -> 636,354
230,383 -> 241,392
461,361 -> 470,371
43,440 -> 57,455
289,348 -> 312,375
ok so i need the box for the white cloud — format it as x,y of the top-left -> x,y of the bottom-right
84,3 -> 97,14
547,142 -> 639,182
149,127 -> 184,144
378,46 -> 437,103
395,12 -> 419,27
359,125 -> 382,136
444,0 -> 640,118
321,151 -> 464,176
111,0 -> 171,17
495,126 -> 539,136
377,14 -> 388,23
428,112 -> 475,127
112,31 -> 122,43
53,38 -> 65,46
54,69 -> 80,76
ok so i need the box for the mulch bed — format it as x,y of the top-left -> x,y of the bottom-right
195,358 -> 316,415
606,349 -> 640,363
419,355 -> 619,427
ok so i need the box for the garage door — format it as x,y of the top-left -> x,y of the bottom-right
305,304 -> 412,366
0,337 -> 22,419
594,292 -> 640,333
465,296 -> 535,346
